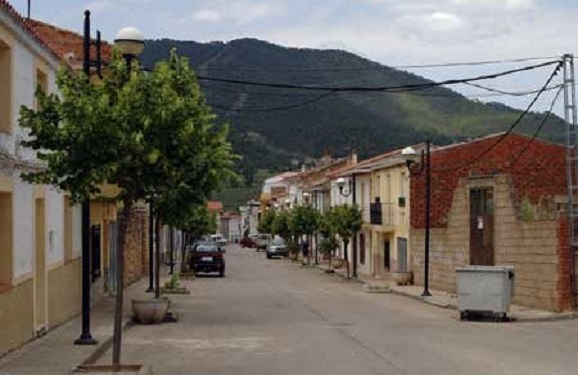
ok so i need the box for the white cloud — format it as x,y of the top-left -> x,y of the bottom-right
427,12 -> 462,31
193,9 -> 224,22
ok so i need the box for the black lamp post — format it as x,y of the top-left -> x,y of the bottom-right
146,194 -> 154,293
74,9 -> 101,346
112,25 -> 145,365
336,175 -> 357,279
402,141 -> 432,297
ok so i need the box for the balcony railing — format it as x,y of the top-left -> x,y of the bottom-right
369,202 -> 396,227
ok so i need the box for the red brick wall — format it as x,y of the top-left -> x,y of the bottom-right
410,133 -> 567,229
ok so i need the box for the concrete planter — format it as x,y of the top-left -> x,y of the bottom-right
160,287 -> 190,295
132,298 -> 169,324
71,364 -> 152,374
392,272 -> 412,286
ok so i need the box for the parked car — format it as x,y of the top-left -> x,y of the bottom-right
266,237 -> 288,259
240,236 -> 257,248
189,242 -> 226,277
211,234 -> 228,247
255,233 -> 272,251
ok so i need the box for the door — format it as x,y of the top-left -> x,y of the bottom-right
91,225 -> 101,282
470,188 -> 494,266
397,237 -> 408,272
383,240 -> 391,271
34,198 -> 47,333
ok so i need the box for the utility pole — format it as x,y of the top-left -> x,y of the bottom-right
563,54 -> 578,308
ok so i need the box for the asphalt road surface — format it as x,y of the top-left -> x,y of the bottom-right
103,244 -> 578,375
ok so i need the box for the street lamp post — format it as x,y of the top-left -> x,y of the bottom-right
146,194 -> 154,293
401,141 -> 432,297
336,175 -> 357,279
74,9 -> 101,346
112,26 -> 145,365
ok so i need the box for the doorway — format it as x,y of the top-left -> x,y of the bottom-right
34,198 -> 47,334
91,225 -> 101,282
383,240 -> 391,271
469,188 -> 494,266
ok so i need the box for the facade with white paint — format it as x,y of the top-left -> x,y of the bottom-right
0,1 -> 82,355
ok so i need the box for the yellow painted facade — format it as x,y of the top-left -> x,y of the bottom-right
368,163 -> 411,279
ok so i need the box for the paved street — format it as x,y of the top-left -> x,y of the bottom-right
99,245 -> 578,375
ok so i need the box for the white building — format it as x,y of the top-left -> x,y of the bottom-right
0,1 -> 82,354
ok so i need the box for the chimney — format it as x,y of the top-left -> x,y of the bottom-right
350,148 -> 358,165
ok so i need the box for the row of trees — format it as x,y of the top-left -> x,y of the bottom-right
258,204 -> 362,272
19,49 -> 236,368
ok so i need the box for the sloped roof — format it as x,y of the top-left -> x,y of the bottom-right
207,201 -> 223,212
27,18 -> 113,70
0,1 -> 62,64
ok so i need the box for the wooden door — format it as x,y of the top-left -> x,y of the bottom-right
469,188 -> 494,266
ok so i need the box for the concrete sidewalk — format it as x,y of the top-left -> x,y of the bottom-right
0,277 -> 154,375
310,259 -> 578,322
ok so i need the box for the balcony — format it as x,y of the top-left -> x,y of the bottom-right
369,202 -> 397,228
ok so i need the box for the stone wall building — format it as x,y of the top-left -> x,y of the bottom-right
409,133 -> 571,311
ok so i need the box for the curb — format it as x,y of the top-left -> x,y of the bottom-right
78,320 -> 136,367
308,264 -> 578,323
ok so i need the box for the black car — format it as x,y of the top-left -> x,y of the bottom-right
189,242 -> 226,277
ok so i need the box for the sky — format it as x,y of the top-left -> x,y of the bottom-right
12,0 -> 578,116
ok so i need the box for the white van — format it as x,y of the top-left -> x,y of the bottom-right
210,234 -> 228,246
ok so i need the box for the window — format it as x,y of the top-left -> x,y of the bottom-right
0,40 -> 12,133
0,192 -> 13,286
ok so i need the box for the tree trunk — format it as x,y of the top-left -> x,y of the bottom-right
112,199 -> 132,369
154,215 -> 161,299
180,232 -> 187,272
344,239 -> 350,279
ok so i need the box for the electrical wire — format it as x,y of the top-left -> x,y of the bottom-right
509,85 -> 564,167
208,90 -> 336,112
191,55 -> 560,72
431,61 -> 563,173
197,60 -> 560,92
463,82 -> 563,97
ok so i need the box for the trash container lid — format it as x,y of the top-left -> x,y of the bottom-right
456,265 -> 514,273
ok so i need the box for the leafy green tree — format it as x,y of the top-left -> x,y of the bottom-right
331,204 -> 362,278
19,49 -> 236,368
179,204 -> 217,270
318,210 -> 337,272
290,205 -> 319,264
271,209 -> 293,244
258,208 -> 276,234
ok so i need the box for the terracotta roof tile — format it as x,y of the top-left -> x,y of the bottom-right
27,18 -> 112,70
207,201 -> 223,212
0,1 -> 62,64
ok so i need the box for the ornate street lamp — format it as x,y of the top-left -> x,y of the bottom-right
401,141 -> 432,297
302,191 -> 311,206
336,175 -> 358,278
114,27 -> 145,65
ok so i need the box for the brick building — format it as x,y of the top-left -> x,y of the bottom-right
409,133 -> 572,311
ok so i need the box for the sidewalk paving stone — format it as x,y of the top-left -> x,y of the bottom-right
0,277 -> 156,375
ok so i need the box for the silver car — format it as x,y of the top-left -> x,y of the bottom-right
266,238 -> 288,259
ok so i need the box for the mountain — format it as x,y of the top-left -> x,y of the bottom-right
140,38 -> 565,176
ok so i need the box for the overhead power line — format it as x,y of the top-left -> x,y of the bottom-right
192,55 -> 559,72
432,61 -> 563,173
197,60 -> 560,93
208,91 -> 336,112
463,82 -> 563,97
509,85 -> 564,166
